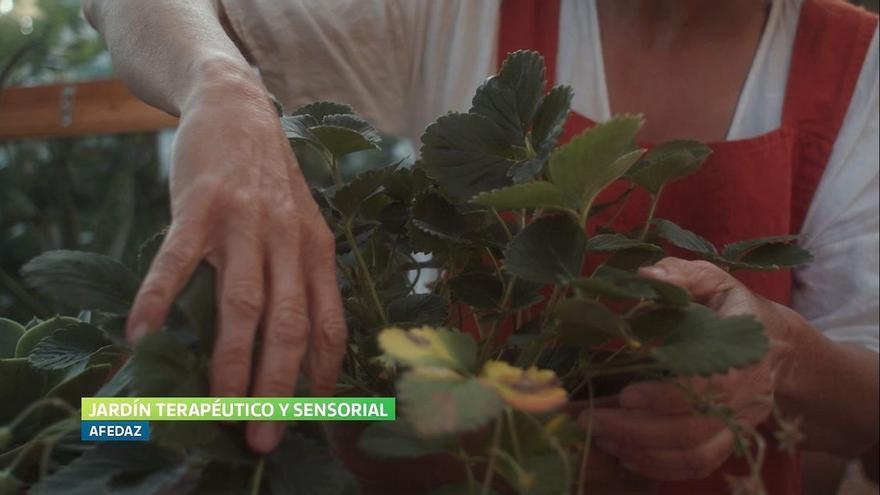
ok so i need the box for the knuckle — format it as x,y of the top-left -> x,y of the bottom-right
223,283 -> 264,316
269,306 -> 310,349
213,339 -> 253,371
316,315 -> 348,354
154,244 -> 196,275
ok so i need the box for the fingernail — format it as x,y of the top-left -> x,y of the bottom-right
620,391 -> 647,409
250,422 -> 281,453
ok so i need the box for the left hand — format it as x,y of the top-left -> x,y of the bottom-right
579,257 -> 798,481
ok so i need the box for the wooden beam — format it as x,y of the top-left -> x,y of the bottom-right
0,79 -> 178,140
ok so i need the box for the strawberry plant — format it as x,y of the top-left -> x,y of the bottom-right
0,51 -> 810,495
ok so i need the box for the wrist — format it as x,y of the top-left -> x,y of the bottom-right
181,55 -> 271,116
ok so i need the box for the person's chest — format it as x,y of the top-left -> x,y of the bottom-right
595,1 -> 770,143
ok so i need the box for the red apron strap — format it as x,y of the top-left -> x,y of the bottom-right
497,0 -> 562,87
782,0 -> 878,232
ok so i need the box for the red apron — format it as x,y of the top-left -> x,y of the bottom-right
497,0 -> 877,493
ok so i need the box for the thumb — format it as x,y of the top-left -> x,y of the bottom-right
638,257 -> 739,303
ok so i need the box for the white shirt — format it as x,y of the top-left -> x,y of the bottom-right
221,0 -> 880,351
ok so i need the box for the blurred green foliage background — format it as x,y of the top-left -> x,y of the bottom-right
1,0 -> 171,321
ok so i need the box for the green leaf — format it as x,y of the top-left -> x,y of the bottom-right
130,331 -> 203,397
96,358 -> 133,398
29,444 -> 185,495
420,112 -> 516,201
471,50 -> 546,144
334,167 -> 390,219
388,294 -> 448,327
648,306 -> 768,376
291,101 -> 355,120
130,331 -> 218,449
531,85 -> 574,156
281,114 -> 320,144
721,236 -> 813,270
28,322 -> 113,370
449,270 -> 503,309
470,181 -> 568,210
653,219 -> 718,256
548,115 -> 644,211
410,193 -> 471,244
554,297 -> 629,346
585,234 -> 663,253
15,315 -> 81,358
174,262 -> 217,354
358,420 -> 450,459
627,140 -> 712,195
0,318 -> 24,358
268,431 -> 355,495
45,363 -> 112,406
21,250 -> 139,313
503,215 -> 586,284
311,115 -> 381,157
398,371 -> 504,436
0,357 -> 46,423
573,266 -> 690,307
509,157 -> 547,183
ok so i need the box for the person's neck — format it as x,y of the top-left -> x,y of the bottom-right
597,0 -> 769,49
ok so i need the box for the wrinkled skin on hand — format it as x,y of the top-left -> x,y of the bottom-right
580,257 -> 797,481
125,80 -> 347,454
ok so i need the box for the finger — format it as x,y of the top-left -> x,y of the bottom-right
639,257 -> 738,303
587,408 -> 725,449
607,429 -> 735,481
618,379 -> 712,414
209,237 -> 265,397
127,220 -> 206,342
247,238 -> 310,454
303,230 -> 347,396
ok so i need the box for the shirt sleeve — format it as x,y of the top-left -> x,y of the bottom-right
217,0 -> 499,143
792,28 -> 879,353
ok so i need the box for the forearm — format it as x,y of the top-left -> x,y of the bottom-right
83,0 -> 258,116
776,310 -> 879,457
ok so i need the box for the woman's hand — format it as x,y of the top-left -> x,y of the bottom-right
125,70 -> 347,454
580,257 -> 798,481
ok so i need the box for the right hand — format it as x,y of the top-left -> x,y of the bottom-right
125,69 -> 348,453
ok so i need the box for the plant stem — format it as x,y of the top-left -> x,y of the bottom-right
639,188 -> 663,241
250,457 -> 265,495
578,197 -> 596,229
480,276 -> 517,361
481,419 -> 503,495
344,221 -> 387,325
504,408 -> 522,463
490,208 -> 513,241
577,380 -> 595,495
458,446 -> 477,495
